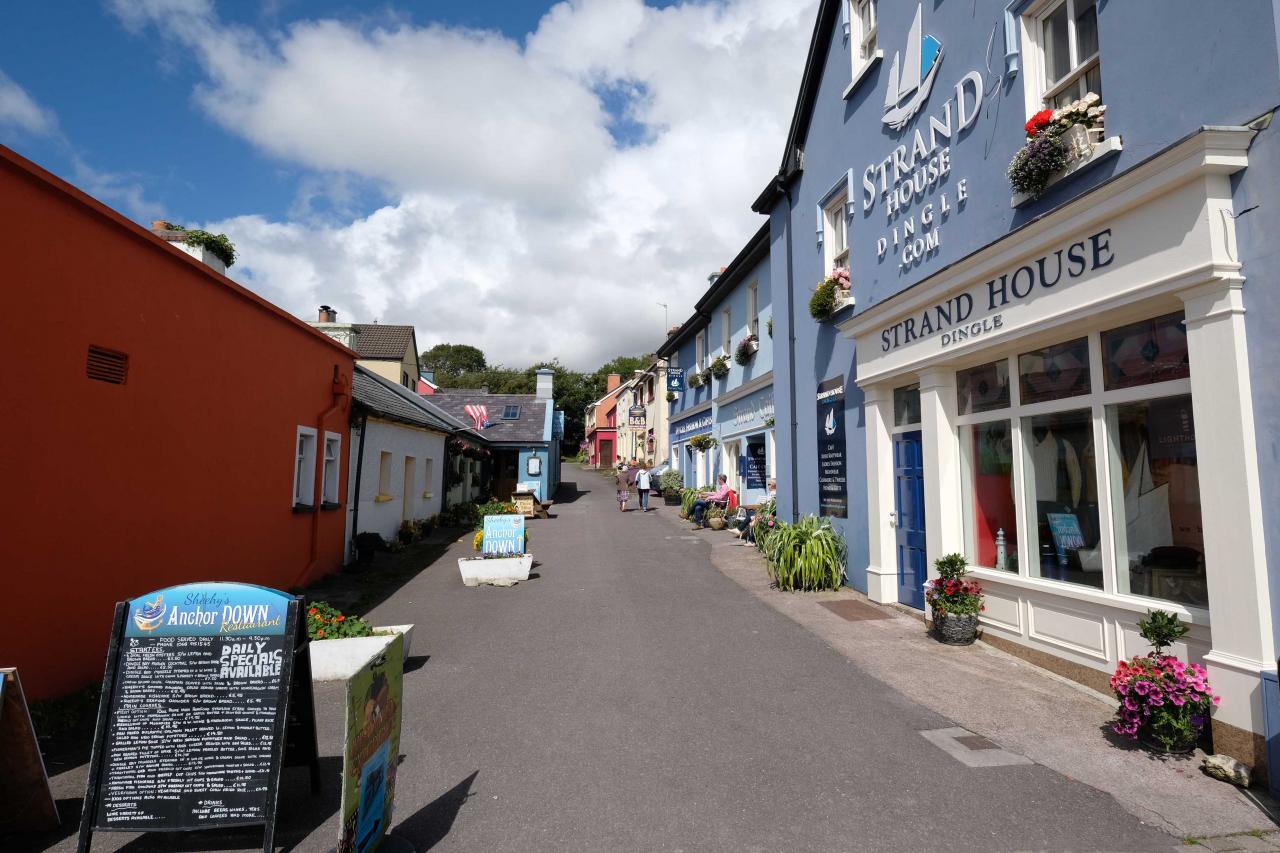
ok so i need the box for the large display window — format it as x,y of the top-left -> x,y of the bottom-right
952,311 -> 1204,609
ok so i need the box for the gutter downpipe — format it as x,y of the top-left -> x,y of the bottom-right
782,180 -> 800,524
349,409 -> 369,562
294,365 -> 350,587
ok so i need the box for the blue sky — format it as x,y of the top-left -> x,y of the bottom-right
0,0 -> 811,367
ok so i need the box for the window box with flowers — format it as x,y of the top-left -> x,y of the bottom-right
734,335 -> 759,366
1009,94 -> 1121,206
687,371 -> 705,389
809,267 -> 853,321
307,600 -> 415,681
708,355 -> 731,380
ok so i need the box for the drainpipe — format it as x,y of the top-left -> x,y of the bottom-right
293,365 -> 349,587
782,183 -> 800,524
348,410 -> 368,561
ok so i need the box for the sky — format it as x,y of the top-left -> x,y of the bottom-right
0,0 -> 816,369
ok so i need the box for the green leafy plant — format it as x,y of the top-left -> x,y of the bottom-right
763,415 -> 775,428
1007,132 -> 1069,199
708,355 -> 730,379
689,434 -> 718,452
809,278 -> 838,321
1138,609 -> 1189,654
761,515 -> 847,591
687,371 -> 705,389
658,469 -> 684,494
162,223 -> 237,268
398,519 -> 417,544
473,500 -> 518,529
666,390 -> 677,402
679,486 -> 705,518
734,336 -> 758,366
306,601 -> 373,641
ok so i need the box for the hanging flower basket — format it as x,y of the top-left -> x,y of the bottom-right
689,434 -> 718,453
1010,93 -> 1106,200
809,267 -> 852,321
708,355 -> 730,379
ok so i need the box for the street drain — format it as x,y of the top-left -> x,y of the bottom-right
818,599 -> 894,621
920,727 -> 1033,768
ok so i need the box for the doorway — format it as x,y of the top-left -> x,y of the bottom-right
894,431 -> 926,610
600,439 -> 614,469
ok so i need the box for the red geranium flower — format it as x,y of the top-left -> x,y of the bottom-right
1025,109 -> 1053,138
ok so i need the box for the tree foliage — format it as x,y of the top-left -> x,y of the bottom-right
420,343 -> 488,379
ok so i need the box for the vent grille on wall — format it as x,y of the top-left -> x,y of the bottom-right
86,345 -> 128,384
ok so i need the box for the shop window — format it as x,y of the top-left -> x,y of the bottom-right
1031,0 -> 1101,109
293,427 -> 318,508
848,0 -> 879,84
1018,337 -> 1091,405
1101,312 -> 1189,391
961,420 -> 1017,571
1022,409 -> 1102,589
1107,395 -> 1206,607
893,384 -> 921,426
956,360 -> 1010,415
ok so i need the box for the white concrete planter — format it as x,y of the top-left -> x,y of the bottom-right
834,290 -> 855,312
458,554 -> 533,587
309,623 -> 415,681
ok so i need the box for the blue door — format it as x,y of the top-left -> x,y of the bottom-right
894,431 -> 927,610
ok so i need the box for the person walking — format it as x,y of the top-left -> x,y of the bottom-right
634,462 -> 652,512
616,461 -> 632,512
690,474 -> 731,528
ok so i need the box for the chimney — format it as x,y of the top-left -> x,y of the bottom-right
318,305 -> 337,323
536,368 -> 554,400
149,220 -> 227,276
707,266 -> 726,286
606,373 -> 621,392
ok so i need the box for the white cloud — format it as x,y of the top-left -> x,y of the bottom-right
113,0 -> 817,368
0,70 -> 58,137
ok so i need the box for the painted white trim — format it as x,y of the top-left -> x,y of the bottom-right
293,426 -> 318,507
1011,135 -> 1123,207
843,51 -> 883,100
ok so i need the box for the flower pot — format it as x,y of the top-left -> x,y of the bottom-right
708,517 -> 727,531
309,624 -> 412,682
1062,122 -> 1093,161
932,611 -> 979,645
458,554 -> 533,587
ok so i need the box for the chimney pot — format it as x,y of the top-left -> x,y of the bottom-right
151,220 -> 170,231
318,305 -> 337,323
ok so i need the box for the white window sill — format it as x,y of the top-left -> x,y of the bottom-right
1011,134 -> 1124,207
843,52 -> 883,100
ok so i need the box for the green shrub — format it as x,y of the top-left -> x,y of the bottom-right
1138,609 -> 1189,654
809,279 -> 838,321
658,469 -> 684,494
761,515 -> 846,591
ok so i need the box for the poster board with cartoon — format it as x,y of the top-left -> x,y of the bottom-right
0,668 -> 59,833
77,582 -> 316,853
339,633 -> 404,853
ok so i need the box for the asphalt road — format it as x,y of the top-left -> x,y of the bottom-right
32,472 -> 1179,852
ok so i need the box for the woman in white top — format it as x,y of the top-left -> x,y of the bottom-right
634,463 -> 653,512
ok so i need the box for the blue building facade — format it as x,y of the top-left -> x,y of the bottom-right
659,225 -> 774,499
747,0 -> 1280,767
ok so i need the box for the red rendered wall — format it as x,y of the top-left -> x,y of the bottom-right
0,148 -> 355,700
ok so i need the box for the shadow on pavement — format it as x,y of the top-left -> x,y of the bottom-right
553,481 -> 588,503
404,654 -> 431,674
392,771 -> 478,850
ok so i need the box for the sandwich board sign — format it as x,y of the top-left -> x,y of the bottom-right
0,668 -> 59,833
482,514 -> 526,555
338,633 -> 404,853
77,582 -> 318,852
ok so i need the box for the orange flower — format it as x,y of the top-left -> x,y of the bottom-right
337,615 -> 346,622
316,629 -> 325,638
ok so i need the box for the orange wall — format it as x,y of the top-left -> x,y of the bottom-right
0,148 -> 355,700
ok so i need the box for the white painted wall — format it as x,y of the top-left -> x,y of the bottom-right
345,416 -> 446,558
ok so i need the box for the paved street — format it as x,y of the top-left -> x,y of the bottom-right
32,471 -> 1201,852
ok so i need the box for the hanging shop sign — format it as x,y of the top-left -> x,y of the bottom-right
78,582 -> 319,853
666,367 -> 685,391
745,439 -> 768,491
628,406 -> 647,427
0,668 -> 59,833
338,634 -> 404,853
860,4 -> 985,271
816,378 -> 848,518
671,412 -> 713,439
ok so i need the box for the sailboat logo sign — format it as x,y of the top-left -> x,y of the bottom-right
882,5 -> 944,131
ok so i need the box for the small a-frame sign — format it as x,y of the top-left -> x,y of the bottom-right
0,668 -> 60,833
77,582 -> 318,852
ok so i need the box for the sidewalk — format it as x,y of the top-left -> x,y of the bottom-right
666,508 -> 1279,842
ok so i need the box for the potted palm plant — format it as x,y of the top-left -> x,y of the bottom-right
760,516 -> 846,591
924,554 -> 984,645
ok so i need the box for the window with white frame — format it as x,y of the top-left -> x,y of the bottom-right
321,432 -> 341,505
1028,0 -> 1100,109
824,192 -> 849,273
721,307 -> 731,354
695,331 -> 706,372
747,282 -> 759,337
293,426 -> 318,508
378,451 -> 393,498
849,0 -> 879,80
954,311 -> 1204,609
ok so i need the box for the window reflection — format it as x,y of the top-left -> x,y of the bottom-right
1023,408 -> 1102,589
962,420 -> 1017,571
1019,338 -> 1091,405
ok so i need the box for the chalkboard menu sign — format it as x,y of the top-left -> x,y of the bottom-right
816,377 -> 848,518
77,582 -> 316,853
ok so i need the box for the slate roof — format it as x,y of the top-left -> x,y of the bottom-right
351,323 -> 416,360
431,390 -> 550,445
353,365 -> 468,435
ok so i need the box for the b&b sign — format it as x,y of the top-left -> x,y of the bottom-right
482,514 -> 526,556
